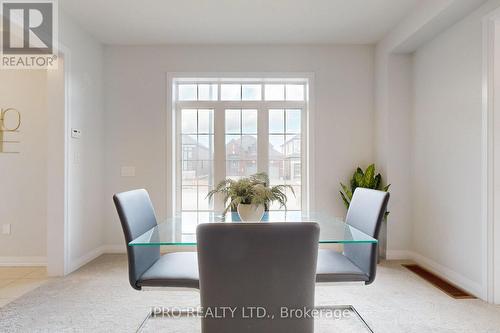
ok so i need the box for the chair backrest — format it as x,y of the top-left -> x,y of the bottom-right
197,222 -> 319,333
113,189 -> 160,290
344,188 -> 390,285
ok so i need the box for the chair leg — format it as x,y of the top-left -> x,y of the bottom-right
315,305 -> 374,333
136,311 -> 152,333
136,307 -> 203,333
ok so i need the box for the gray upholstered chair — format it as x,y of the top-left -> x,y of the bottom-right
197,222 -> 320,333
113,189 -> 199,290
316,188 -> 389,284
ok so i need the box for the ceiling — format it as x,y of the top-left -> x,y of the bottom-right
60,0 -> 420,45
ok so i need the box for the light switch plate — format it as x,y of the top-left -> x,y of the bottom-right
121,166 -> 136,177
71,128 -> 82,139
2,224 -> 11,235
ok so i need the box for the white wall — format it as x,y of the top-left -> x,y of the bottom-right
59,10 -> 106,272
373,0 -> 488,259
0,9 -> 106,271
386,54 -> 414,254
103,45 -> 375,246
46,58 -> 67,275
373,52 -> 414,259
0,70 -> 48,265
412,0 -> 500,297
373,0 -> 500,299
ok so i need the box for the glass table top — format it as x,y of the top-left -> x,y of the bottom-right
129,211 -> 377,246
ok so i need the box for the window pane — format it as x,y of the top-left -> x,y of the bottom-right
269,135 -> 285,157
286,186 -> 301,210
285,134 -> 300,157
269,160 -> 284,185
241,135 -> 258,160
289,159 -> 302,185
282,159 -> 301,185
243,160 -> 257,176
225,135 -> 256,161
221,84 -> 241,101
265,84 -> 285,101
182,134 -> 213,160
181,160 -> 197,186
286,109 -> 301,133
197,160 -> 213,186
181,134 -> 197,160
225,135 -> 241,160
242,84 -> 261,101
269,109 -> 284,133
178,84 -> 197,101
198,109 -> 213,134
198,186 -> 212,210
225,109 -> 240,134
181,109 -> 197,133
242,109 -> 257,134
198,135 -> 214,158
182,186 -> 197,210
286,84 -> 304,101
226,160 -> 241,180
226,160 -> 257,179
198,84 -> 218,101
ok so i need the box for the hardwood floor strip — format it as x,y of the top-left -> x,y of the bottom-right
402,264 -> 475,299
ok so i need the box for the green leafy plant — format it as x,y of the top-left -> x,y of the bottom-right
339,164 -> 390,216
207,172 -> 295,214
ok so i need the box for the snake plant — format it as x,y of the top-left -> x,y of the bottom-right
339,164 -> 390,216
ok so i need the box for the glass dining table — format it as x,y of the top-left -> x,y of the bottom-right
129,211 -> 377,246
130,211 -> 377,332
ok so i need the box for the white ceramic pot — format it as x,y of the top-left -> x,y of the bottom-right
237,203 -> 265,222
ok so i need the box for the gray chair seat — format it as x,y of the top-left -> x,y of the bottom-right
316,249 -> 369,283
138,252 -> 199,289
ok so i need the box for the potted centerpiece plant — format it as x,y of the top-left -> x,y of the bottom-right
207,172 -> 294,221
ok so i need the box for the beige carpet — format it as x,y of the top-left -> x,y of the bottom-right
1,254 -> 500,332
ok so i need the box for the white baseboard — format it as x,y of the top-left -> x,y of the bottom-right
101,244 -> 126,254
68,246 -> 107,273
386,250 -> 413,260
0,256 -> 47,266
386,250 -> 484,299
409,252 -> 484,299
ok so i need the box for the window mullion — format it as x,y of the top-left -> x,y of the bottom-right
301,106 -> 308,211
257,107 -> 269,176
175,106 -> 182,214
213,105 -> 226,212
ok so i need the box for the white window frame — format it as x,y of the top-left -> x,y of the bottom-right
166,73 -> 315,216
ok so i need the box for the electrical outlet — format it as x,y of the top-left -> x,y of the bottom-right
2,224 -> 11,235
